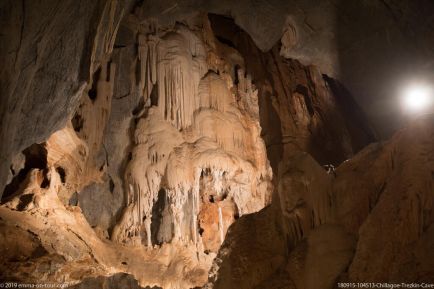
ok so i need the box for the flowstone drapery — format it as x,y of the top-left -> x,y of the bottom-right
111,21 -> 272,255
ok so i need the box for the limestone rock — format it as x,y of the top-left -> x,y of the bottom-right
111,17 -> 273,252
0,0 -> 134,199
0,13 -> 275,288
68,273 -> 162,289
206,116 -> 434,288
208,14 -> 376,171
1,4 -> 432,289
347,116 -> 434,282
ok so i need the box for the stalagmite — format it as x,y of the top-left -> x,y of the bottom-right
192,171 -> 201,245
145,215 -> 152,247
3,5 -> 433,289
218,206 -> 224,244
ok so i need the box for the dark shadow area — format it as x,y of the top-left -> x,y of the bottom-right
150,83 -> 159,106
16,194 -> 34,211
151,188 -> 167,245
67,273 -> 162,289
88,67 -> 101,101
324,75 -> 377,152
335,0 -> 434,137
71,110 -> 84,132
1,143 -> 47,203
209,13 -> 375,168
56,166 -> 66,183
215,35 -> 236,49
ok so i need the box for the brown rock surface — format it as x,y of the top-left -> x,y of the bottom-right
206,115 -> 434,288
1,13 -> 275,287
0,0 -> 134,199
208,14 -> 376,171
1,3 -> 433,289
347,116 -> 434,282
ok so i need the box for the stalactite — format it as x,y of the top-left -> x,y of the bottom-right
138,34 -> 148,98
236,68 -> 259,118
138,34 -> 159,103
155,28 -> 208,130
113,23 -> 272,252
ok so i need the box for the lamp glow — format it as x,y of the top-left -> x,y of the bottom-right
401,84 -> 433,113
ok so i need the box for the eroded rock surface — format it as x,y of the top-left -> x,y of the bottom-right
1,13 -> 275,288
206,116 -> 434,289
0,0 -> 134,199
1,2 -> 433,289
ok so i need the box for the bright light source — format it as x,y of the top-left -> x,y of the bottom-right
401,84 -> 433,113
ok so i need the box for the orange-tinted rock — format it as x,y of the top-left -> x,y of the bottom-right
2,5 -> 432,289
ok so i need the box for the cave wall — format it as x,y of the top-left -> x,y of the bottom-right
2,0 -> 433,197
2,0 -> 432,198
0,0 -> 135,199
208,14 -> 376,171
59,10 -> 375,252
0,12 -> 276,287
1,1 -> 433,289
0,6 -> 377,285
207,115 -> 434,289
133,0 -> 434,136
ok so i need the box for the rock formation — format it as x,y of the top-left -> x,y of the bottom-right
206,115 -> 434,289
207,14 -> 376,171
0,0 -> 132,199
109,19 -> 273,253
1,12 -> 275,287
1,1 -> 433,289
